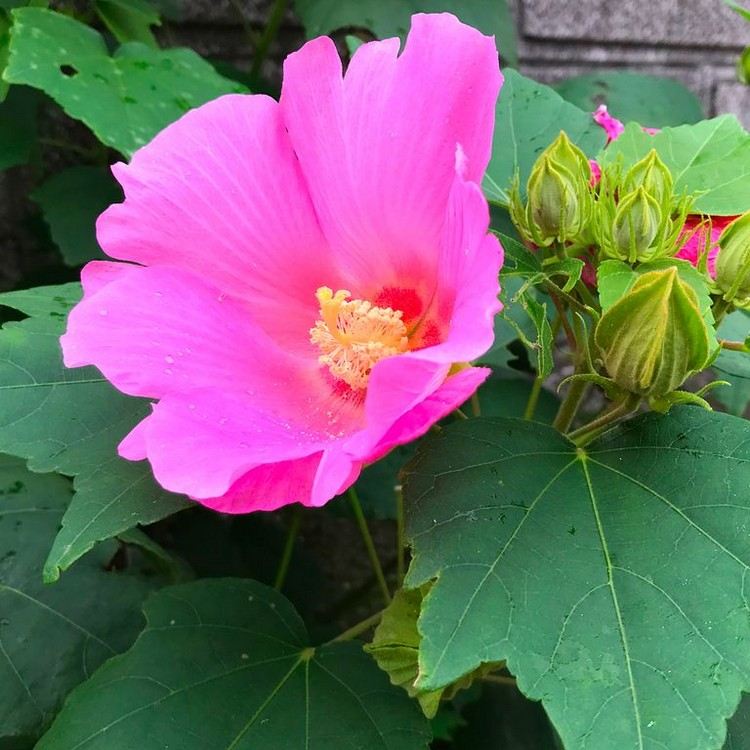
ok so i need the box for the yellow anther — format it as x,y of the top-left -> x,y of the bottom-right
310,287 -> 409,389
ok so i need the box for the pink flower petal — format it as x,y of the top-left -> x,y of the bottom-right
676,214 -> 737,277
200,454 -> 324,514
97,94 -> 342,351
129,389 -> 331,501
280,13 -> 501,290
593,105 -> 625,143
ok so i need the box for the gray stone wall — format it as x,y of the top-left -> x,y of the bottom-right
513,0 -> 750,126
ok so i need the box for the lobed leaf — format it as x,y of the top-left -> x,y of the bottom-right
603,116 -> 750,216
36,578 -> 432,749
0,283 -> 189,582
4,7 -> 244,157
0,455 -> 159,746
405,409 -> 750,750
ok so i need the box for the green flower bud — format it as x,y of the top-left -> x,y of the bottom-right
595,266 -> 711,397
715,211 -> 750,306
523,131 -> 592,245
610,187 -> 662,263
622,149 -> 673,208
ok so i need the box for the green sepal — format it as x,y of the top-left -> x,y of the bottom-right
595,266 -> 712,397
365,586 -> 502,718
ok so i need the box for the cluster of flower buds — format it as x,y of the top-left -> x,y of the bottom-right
713,211 -> 750,309
509,132 -> 593,247
593,151 -> 692,263
594,266 -> 714,409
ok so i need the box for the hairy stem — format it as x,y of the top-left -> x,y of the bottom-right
329,610 -> 384,643
395,484 -> 406,585
523,376 -> 544,421
567,394 -> 640,447
250,0 -> 288,78
553,378 -> 589,433
273,507 -> 302,591
348,488 -> 392,605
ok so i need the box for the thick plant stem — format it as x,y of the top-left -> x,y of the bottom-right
523,376 -> 544,420
470,392 -> 481,417
719,338 -> 750,353
329,610 -> 384,643
553,379 -> 588,433
395,485 -> 405,584
273,507 -> 302,591
712,297 -> 734,326
348,488 -> 392,605
250,0 -> 287,78
568,395 -> 640,447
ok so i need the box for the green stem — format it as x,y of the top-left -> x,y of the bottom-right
395,485 -> 405,585
470,392 -> 481,417
273,507 -> 302,591
574,279 -> 600,311
454,407 -> 469,420
548,290 -> 577,350
348,488 -> 392,605
712,297 -> 734,326
567,395 -> 640,447
719,338 -> 750,353
523,376 -> 544,421
250,0 -> 287,78
553,378 -> 589,433
329,610 -> 384,643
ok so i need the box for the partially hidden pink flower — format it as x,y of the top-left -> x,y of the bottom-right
60,14 -> 504,513
676,214 -> 737,277
593,104 -> 625,143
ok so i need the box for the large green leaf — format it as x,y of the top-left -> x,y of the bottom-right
4,8 -> 244,157
293,0 -> 517,64
0,455 -> 158,746
555,72 -> 704,128
36,578 -> 431,749
404,410 -> 750,750
484,69 -> 606,206
603,116 -> 750,216
32,166 -> 122,266
0,284 -> 189,582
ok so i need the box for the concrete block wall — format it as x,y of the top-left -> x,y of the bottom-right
512,0 -> 750,127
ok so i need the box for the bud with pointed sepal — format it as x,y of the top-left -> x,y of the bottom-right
610,186 -> 662,263
715,211 -> 750,308
511,131 -> 593,247
622,149 -> 673,208
595,266 -> 712,399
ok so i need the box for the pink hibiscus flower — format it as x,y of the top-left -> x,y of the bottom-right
61,14 -> 504,513
676,214 -> 737,277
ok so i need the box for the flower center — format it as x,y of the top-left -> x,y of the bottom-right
310,287 -> 409,390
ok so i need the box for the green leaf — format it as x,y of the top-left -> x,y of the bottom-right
0,284 -> 189,582
724,0 -> 750,23
484,69 -> 606,206
93,0 -> 160,47
518,292 -> 553,378
715,311 -> 750,380
293,0 -> 517,65
0,84 -> 37,168
404,409 -> 750,750
0,455 -> 159,746
603,116 -> 750,216
4,8 -> 245,157
36,578 -> 432,749
366,586 -> 444,717
555,72 -> 704,128
32,166 -> 122,266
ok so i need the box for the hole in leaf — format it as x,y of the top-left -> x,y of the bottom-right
59,64 -> 78,78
